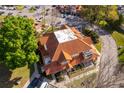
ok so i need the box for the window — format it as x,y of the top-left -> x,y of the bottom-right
44,56 -> 51,65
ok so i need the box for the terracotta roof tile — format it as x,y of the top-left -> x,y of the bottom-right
39,25 -> 99,75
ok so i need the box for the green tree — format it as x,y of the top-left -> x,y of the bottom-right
80,6 -> 119,27
0,16 -> 39,69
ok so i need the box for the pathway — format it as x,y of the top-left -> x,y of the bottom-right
89,25 -> 118,87
49,65 -> 99,88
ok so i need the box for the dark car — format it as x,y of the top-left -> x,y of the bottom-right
8,12 -> 13,16
36,77 -> 44,88
35,6 -> 40,9
23,15 -> 27,18
27,77 -> 44,88
0,7 -> 4,9
52,5 -> 56,7
27,78 -> 39,88
118,7 -> 122,10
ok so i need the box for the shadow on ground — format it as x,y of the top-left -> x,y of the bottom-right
0,63 -> 35,88
105,26 -> 124,35
0,64 -> 22,88
28,63 -> 35,83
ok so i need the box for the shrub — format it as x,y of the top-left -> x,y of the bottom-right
56,76 -> 65,82
29,6 -> 36,13
83,29 -> 99,43
98,20 -> 108,27
16,5 -> 24,10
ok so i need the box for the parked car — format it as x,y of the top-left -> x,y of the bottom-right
23,15 -> 27,18
27,77 -> 40,88
7,7 -> 16,10
3,6 -> 8,10
0,7 -> 4,9
36,77 -> 45,88
52,5 -> 56,7
27,76 -> 45,88
8,12 -> 13,16
40,82 -> 48,88
0,11 -> 4,15
46,8 -> 50,11
35,6 -> 40,9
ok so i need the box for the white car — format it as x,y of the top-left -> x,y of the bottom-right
40,82 -> 48,88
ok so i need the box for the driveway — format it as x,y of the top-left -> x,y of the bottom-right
88,25 -> 119,87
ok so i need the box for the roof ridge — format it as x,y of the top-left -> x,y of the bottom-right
51,44 -> 60,62
62,50 -> 72,60
75,34 -> 93,49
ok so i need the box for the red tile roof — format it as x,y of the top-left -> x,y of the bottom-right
39,25 -> 99,75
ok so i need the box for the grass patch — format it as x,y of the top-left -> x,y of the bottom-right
12,65 -> 30,88
0,16 -> 6,22
66,73 -> 97,88
16,5 -> 24,11
29,6 -> 36,13
112,31 -> 124,63
107,27 -> 124,63
95,40 -> 102,52
112,31 -> 124,46
0,64 -> 34,88
118,47 -> 124,64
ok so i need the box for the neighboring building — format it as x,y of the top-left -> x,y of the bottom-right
55,5 -> 81,15
38,25 -> 100,75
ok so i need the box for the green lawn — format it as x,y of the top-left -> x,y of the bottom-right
95,40 -> 102,52
65,73 -> 97,88
112,31 -> 124,46
0,64 -> 34,88
111,29 -> 124,63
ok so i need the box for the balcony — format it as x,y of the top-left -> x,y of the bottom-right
82,50 -> 92,59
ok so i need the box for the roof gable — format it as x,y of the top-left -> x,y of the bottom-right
39,26 -> 94,63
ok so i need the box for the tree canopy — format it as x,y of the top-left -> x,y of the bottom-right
80,6 -> 120,27
0,16 -> 39,69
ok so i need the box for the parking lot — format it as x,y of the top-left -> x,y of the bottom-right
0,5 -> 88,31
